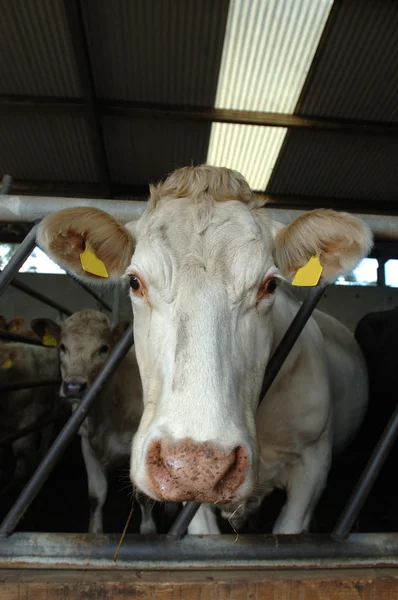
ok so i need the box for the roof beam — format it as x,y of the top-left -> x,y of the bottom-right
62,0 -> 111,196
0,97 -> 397,138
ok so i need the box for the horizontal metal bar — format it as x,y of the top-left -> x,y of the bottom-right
0,196 -> 396,242
0,325 -> 134,538
0,407 -> 69,448
0,379 -> 61,392
332,403 -> 398,541
10,278 -> 72,316
1,532 -> 398,570
0,96 -> 397,138
0,225 -> 37,296
0,330 -> 44,346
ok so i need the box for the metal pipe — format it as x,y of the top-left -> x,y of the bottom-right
259,286 -> 326,402
0,379 -> 61,392
10,278 -> 72,316
167,502 -> 201,540
0,324 -> 134,538
332,403 -> 398,541
0,408 -> 69,448
1,532 -> 398,569
168,286 -> 326,540
112,285 -> 120,325
68,275 -> 112,312
0,225 -> 37,296
0,330 -> 44,346
0,196 -> 397,241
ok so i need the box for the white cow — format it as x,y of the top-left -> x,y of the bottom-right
31,310 -> 157,534
38,165 -> 372,535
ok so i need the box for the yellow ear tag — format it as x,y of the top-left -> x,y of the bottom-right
43,330 -> 58,347
2,359 -> 13,369
80,245 -> 109,278
9,325 -> 18,333
292,255 -> 323,287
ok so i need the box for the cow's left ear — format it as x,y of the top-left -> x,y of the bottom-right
274,209 -> 373,282
37,207 -> 135,281
31,318 -> 61,344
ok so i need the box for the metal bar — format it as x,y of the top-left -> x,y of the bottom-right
2,532 -> 398,570
169,286 -> 326,540
0,174 -> 13,195
1,96 -> 398,138
0,408 -> 69,448
259,286 -> 326,402
68,275 -> 112,312
376,258 -> 386,287
63,0 -> 111,196
0,225 -> 37,296
332,403 -> 398,541
0,324 -> 134,538
0,330 -> 44,346
0,379 -> 61,393
10,278 -> 72,316
167,502 -> 201,540
0,197 -> 396,242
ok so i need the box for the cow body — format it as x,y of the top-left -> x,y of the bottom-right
38,165 -> 372,534
0,343 -> 62,484
33,310 -> 155,534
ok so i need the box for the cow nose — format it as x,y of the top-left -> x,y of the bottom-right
146,440 -> 248,503
62,377 -> 88,398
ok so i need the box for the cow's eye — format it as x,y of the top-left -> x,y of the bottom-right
129,276 -> 140,291
59,343 -> 67,353
265,278 -> 277,294
99,344 -> 110,355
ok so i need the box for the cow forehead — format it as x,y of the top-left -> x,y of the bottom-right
61,312 -> 112,345
130,199 -> 275,291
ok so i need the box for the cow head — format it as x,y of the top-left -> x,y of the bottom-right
32,311 -> 129,401
38,166 -> 372,504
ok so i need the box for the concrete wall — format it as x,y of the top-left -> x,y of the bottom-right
1,273 -> 398,333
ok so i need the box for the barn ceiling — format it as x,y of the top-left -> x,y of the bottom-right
0,0 -> 397,227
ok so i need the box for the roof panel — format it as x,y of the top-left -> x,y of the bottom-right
267,130 -> 398,203
0,115 -> 97,182
103,117 -> 211,185
213,0 -> 333,112
298,0 -> 398,122
207,124 -> 287,190
0,0 -> 80,97
82,0 -> 229,104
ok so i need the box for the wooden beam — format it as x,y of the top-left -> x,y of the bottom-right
0,96 -> 397,138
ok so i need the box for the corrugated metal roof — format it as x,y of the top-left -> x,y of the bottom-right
267,130 -> 398,202
207,124 -> 287,190
297,0 -> 398,123
0,0 -> 80,97
103,117 -> 211,185
0,115 -> 97,181
213,0 -> 333,112
82,0 -> 230,104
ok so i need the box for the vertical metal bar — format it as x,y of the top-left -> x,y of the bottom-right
332,403 -> 398,541
168,286 -> 326,539
0,325 -> 134,538
112,285 -> 120,325
377,258 -> 386,287
63,0 -> 112,196
0,225 -> 37,297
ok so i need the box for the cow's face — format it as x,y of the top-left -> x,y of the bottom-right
32,311 -> 128,400
38,165 -> 372,505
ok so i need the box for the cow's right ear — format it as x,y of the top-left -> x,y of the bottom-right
37,207 -> 135,281
31,318 -> 61,344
